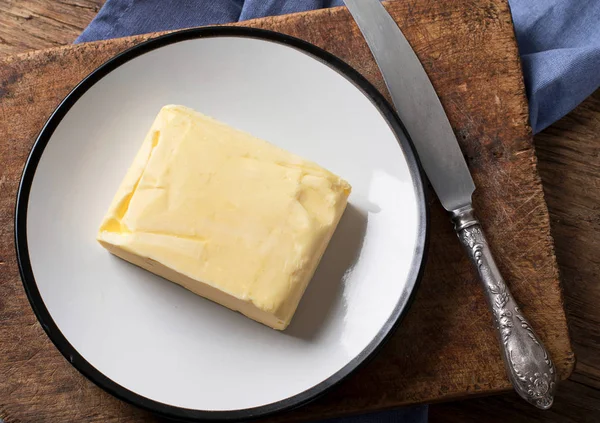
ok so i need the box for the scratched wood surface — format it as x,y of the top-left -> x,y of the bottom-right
0,1 -> 576,422
430,88 -> 600,422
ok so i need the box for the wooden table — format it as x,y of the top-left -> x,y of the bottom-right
1,2 -> 599,422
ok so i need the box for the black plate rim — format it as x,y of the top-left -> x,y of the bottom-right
14,26 -> 429,422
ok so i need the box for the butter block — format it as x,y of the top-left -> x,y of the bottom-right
97,105 -> 351,330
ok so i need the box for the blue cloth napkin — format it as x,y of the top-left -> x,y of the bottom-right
510,0 -> 600,132
76,0 -> 600,134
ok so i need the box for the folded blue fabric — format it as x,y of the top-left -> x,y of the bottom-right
510,0 -> 600,132
76,0 -> 600,134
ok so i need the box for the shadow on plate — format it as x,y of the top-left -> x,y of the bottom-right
285,203 -> 367,340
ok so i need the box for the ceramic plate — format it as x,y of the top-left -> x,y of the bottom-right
15,27 -> 427,421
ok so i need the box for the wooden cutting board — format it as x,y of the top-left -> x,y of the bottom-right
0,2 -> 574,422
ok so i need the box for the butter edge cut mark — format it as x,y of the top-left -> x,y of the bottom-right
98,129 -> 162,235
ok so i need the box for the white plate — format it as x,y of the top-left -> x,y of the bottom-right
16,27 -> 427,421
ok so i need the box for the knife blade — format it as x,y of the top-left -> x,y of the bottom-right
345,0 -> 557,410
345,0 -> 474,212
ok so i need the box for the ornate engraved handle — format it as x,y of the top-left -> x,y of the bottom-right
451,205 -> 557,409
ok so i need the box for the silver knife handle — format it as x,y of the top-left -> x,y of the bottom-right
450,205 -> 557,409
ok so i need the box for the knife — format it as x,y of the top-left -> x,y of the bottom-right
344,0 -> 557,409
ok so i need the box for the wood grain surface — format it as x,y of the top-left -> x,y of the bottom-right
0,1 -> 576,422
0,0 -> 102,54
430,88 -> 600,422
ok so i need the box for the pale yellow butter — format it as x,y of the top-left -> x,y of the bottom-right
97,105 -> 351,329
